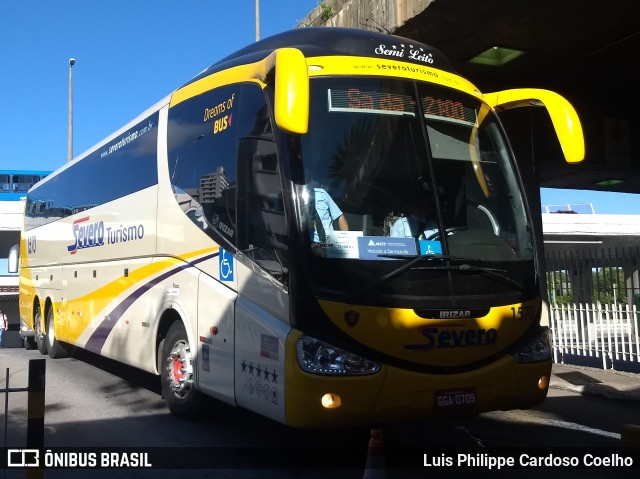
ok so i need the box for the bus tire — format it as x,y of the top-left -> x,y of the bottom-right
46,308 -> 71,359
160,322 -> 202,419
34,308 -> 48,356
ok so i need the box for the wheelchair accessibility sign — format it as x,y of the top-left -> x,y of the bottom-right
219,248 -> 234,282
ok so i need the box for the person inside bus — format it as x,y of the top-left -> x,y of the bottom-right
389,201 -> 438,240
312,187 -> 349,243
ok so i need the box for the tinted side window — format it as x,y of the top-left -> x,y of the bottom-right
25,113 -> 159,230
13,175 -> 40,192
237,84 -> 288,285
168,85 -> 239,245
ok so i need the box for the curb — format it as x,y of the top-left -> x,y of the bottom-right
549,379 -> 640,402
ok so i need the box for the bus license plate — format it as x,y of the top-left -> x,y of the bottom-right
435,389 -> 476,408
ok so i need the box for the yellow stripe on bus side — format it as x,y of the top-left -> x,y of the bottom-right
54,247 -> 218,343
170,54 -> 483,108
170,65 -> 266,107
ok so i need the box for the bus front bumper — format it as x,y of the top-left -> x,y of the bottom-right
284,332 -> 551,428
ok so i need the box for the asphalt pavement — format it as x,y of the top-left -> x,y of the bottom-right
551,362 -> 640,402
550,362 -> 640,445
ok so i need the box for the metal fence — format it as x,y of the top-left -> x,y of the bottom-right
550,302 -> 640,370
545,246 -> 640,306
546,246 -> 640,371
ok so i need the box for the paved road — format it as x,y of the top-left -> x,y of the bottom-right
1,347 -> 639,478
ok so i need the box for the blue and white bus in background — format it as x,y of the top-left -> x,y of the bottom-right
0,170 -> 51,201
1,170 -> 51,346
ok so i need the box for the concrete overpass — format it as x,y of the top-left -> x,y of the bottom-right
541,209 -> 640,305
299,0 -> 640,196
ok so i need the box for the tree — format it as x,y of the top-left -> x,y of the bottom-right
547,270 -> 573,305
592,267 -> 627,306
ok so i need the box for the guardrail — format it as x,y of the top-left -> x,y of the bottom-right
550,302 -> 640,370
542,203 -> 595,214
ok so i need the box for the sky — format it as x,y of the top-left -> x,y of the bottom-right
0,0 -> 319,167
1,1 -> 638,215
540,188 -> 640,215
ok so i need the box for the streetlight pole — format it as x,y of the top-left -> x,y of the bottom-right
255,0 -> 260,41
68,58 -> 75,162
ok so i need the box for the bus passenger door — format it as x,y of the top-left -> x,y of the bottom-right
233,83 -> 290,423
236,139 -> 291,422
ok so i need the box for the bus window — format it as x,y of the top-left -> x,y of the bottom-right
237,84 -> 288,284
420,86 -> 531,262
0,174 -> 9,192
12,174 -> 41,192
168,85 -> 239,245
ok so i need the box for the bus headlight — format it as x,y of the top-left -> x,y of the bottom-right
296,335 -> 381,375
509,326 -> 551,363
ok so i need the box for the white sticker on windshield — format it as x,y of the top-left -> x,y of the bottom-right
325,231 -> 363,259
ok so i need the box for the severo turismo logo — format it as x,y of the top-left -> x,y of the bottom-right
67,216 -> 145,254
67,216 -> 104,254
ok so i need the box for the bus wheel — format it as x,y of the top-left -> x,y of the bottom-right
160,322 -> 202,419
34,309 -> 47,356
46,308 -> 71,359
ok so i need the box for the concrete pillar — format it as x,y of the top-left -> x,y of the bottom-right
623,254 -> 639,308
571,259 -> 594,305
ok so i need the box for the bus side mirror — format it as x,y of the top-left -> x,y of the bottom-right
483,88 -> 585,164
266,48 -> 309,135
8,244 -> 19,273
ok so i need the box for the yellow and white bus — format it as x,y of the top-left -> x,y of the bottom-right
17,27 -> 584,427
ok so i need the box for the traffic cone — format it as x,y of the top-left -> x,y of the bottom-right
363,428 -> 386,479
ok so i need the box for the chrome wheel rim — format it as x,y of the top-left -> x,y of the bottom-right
166,340 -> 194,399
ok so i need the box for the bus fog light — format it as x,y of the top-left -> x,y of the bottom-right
296,335 -> 380,375
321,393 -> 342,409
538,375 -> 549,390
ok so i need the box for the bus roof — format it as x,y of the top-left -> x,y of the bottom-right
185,27 -> 456,88
0,169 -> 52,176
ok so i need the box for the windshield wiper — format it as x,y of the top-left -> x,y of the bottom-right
354,254 -> 448,296
451,264 -> 525,292
376,253 -> 450,260
354,256 -> 524,297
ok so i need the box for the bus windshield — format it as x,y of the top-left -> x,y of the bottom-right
299,77 -> 534,305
